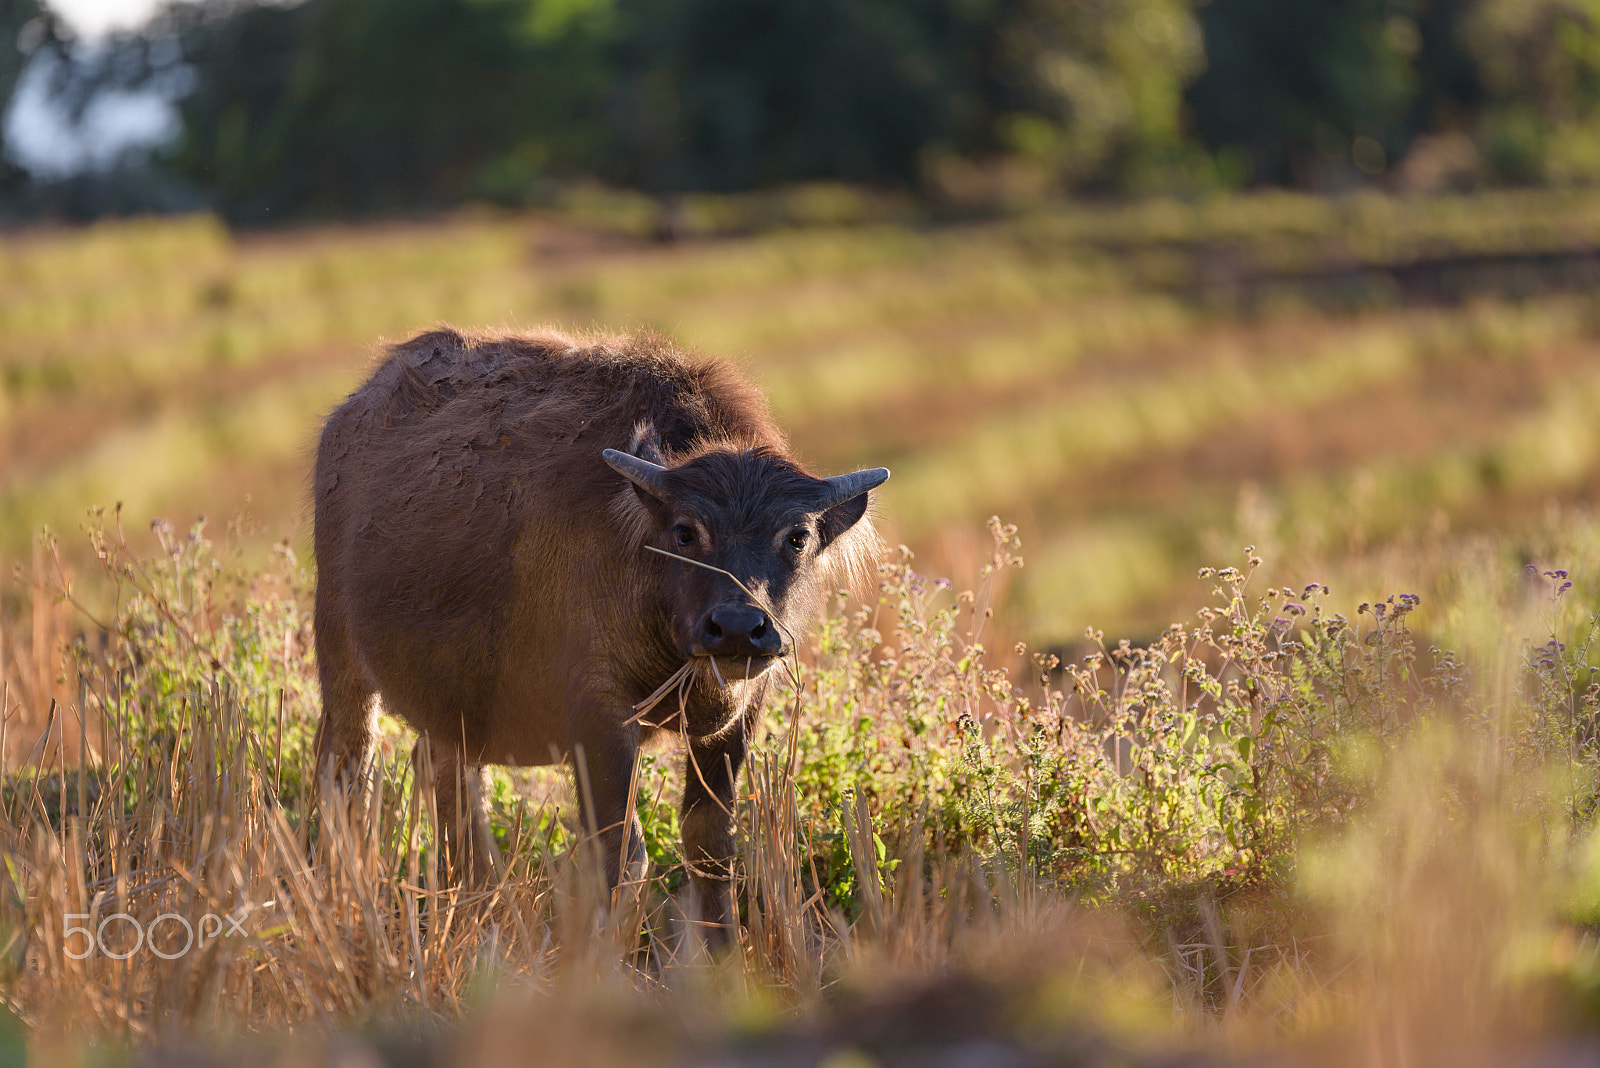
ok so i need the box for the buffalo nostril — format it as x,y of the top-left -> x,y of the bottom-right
703,606 -> 774,655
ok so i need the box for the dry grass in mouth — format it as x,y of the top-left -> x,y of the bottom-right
633,545 -> 806,730
629,659 -> 703,725
629,656 -> 768,724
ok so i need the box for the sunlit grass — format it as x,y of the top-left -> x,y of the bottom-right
9,190 -> 1600,642
4,513 -> 1600,1063
11,187 -> 1600,1061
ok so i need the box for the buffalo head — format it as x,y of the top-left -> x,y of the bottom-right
602,445 -> 888,667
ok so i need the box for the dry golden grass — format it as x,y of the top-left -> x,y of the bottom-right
8,191 -> 1600,1064
0,510 -> 1597,1065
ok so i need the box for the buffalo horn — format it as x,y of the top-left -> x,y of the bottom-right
602,448 -> 673,501
819,467 -> 891,510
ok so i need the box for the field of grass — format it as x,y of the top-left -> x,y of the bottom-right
12,188 -> 1600,645
2,511 -> 1600,1065
7,189 -> 1600,1063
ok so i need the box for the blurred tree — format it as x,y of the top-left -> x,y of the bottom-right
1407,0 -> 1483,133
0,2 -> 199,218
171,0 -> 613,220
987,0 -> 1207,190
1,0 -> 52,207
604,0 -> 1211,195
164,1 -> 316,219
1185,0 -> 1428,185
1462,0 -> 1600,184
167,0 -> 1218,213
35,0 -> 1600,216
605,0 -> 980,191
0,0 -> 47,127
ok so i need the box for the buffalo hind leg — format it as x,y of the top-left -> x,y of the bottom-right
682,726 -> 749,952
313,606 -> 378,803
419,741 -> 494,887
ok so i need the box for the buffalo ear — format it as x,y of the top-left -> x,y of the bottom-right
627,421 -> 668,466
602,448 -> 676,517
817,467 -> 889,546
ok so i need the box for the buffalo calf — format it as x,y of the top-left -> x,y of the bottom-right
312,328 -> 886,946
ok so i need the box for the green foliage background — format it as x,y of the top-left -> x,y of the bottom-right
23,0 -> 1600,218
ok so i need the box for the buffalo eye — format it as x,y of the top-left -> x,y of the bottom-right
673,524 -> 697,548
787,529 -> 809,552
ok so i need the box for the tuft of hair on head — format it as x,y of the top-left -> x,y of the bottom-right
818,505 -> 883,603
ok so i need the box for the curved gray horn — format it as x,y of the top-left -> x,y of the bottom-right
602,448 -> 673,502
819,467 -> 890,510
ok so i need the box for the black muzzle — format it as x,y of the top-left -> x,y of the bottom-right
695,605 -> 783,658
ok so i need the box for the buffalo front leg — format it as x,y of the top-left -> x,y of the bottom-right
571,729 -> 647,905
417,739 -> 494,887
682,728 -> 748,951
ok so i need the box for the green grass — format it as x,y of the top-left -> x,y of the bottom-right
8,188 -> 1600,642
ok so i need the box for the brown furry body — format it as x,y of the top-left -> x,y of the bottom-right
312,327 -> 880,943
